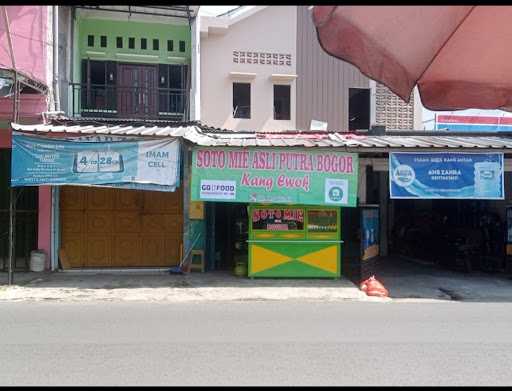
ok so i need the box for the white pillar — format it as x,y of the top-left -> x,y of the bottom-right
190,16 -> 201,121
369,79 -> 377,127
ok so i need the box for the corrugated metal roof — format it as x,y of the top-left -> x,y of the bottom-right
11,122 -> 512,151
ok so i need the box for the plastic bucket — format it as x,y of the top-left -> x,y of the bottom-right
29,250 -> 46,272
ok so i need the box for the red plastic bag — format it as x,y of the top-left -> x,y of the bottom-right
360,275 -> 389,297
359,277 -> 370,292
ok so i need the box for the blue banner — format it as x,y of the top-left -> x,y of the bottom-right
361,207 -> 379,261
390,152 -> 504,199
11,133 -> 181,191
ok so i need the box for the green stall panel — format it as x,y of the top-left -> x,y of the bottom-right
248,205 -> 342,278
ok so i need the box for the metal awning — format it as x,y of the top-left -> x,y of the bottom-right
0,68 -> 48,95
74,6 -> 199,22
12,121 -> 512,152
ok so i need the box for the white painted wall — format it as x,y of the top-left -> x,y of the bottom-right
413,87 -> 423,130
200,6 -> 297,131
190,16 -> 200,121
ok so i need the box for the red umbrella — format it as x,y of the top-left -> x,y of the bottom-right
312,6 -> 512,111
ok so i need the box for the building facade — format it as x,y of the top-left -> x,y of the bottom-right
199,6 -> 372,132
51,6 -> 200,270
6,5 -> 479,278
0,5 -> 53,272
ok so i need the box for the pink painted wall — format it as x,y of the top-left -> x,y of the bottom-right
0,94 -> 47,122
0,6 -> 52,269
0,6 -> 48,85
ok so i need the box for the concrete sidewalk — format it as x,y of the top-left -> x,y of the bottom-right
374,256 -> 512,302
0,270 -> 375,303
2,257 -> 510,303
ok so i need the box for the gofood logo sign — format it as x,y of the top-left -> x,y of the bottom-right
200,180 -> 236,200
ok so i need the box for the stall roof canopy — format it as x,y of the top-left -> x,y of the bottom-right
11,120 -> 512,152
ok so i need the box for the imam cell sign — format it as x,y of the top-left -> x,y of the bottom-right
11,132 -> 180,191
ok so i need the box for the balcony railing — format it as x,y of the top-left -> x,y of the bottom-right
70,83 -> 189,121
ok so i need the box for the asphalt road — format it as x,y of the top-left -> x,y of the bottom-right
1,301 -> 512,386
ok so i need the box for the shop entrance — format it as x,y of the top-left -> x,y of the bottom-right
0,149 -> 38,270
59,186 -> 183,268
365,169 -> 509,276
212,203 -> 248,271
390,198 -> 506,273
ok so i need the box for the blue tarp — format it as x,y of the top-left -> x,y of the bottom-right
11,132 -> 181,191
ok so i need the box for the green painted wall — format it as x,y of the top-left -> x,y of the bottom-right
77,18 -> 191,66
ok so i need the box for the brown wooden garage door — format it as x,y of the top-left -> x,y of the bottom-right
60,186 -> 183,268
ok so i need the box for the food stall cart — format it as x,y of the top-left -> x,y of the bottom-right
248,204 -> 342,278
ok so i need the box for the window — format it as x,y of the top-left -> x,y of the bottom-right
251,208 -> 304,231
128,37 -> 135,49
90,61 -> 106,85
153,39 -> 159,50
233,83 -> 251,119
158,64 -> 188,115
141,38 -> 147,50
348,88 -> 370,131
169,65 -> 186,89
167,40 -> 173,51
273,84 -> 291,120
307,210 -> 337,233
81,60 -> 117,112
87,35 -> 94,47
100,35 -> 107,48
85,60 -> 116,86
179,40 -> 186,52
116,37 -> 123,49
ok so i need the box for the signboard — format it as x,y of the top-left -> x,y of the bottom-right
390,152 -> 504,200
191,147 -> 358,206
435,114 -> 512,132
11,132 -> 180,191
310,119 -> 328,131
361,207 -> 379,261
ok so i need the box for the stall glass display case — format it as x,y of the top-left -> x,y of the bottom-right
248,204 -> 342,278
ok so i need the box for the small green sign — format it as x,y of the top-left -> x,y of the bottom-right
191,147 -> 358,207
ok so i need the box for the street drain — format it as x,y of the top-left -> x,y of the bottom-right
438,288 -> 463,301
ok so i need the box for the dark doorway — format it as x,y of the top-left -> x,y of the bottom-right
0,149 -> 38,270
390,198 -> 506,273
117,64 -> 158,118
213,203 -> 248,271
348,88 -> 370,131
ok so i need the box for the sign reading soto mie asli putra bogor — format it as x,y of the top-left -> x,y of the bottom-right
191,147 -> 359,207
11,132 -> 181,191
390,152 -> 504,200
